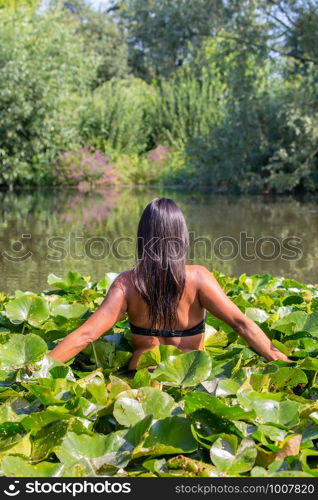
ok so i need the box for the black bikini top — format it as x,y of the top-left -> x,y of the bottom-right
129,319 -> 205,337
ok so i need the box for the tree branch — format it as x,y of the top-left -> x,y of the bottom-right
215,31 -> 318,65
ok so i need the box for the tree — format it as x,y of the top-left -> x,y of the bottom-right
50,0 -> 129,85
0,0 -> 40,14
117,0 -> 224,80
0,8 -> 96,186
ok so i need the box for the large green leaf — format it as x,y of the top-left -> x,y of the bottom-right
141,416 -> 197,456
244,274 -> 272,294
113,387 -> 175,426
0,432 -> 31,457
5,295 -> 50,326
22,355 -> 75,381
248,366 -> 308,392
237,390 -> 301,426
185,392 -> 255,421
47,272 -> 87,292
56,416 -> 152,471
32,420 -> 88,461
77,371 -> 108,405
84,340 -> 131,370
22,407 -> 72,435
23,378 -> 79,406
210,436 -> 257,474
253,424 -> 287,444
50,300 -> 88,319
0,401 -> 25,424
189,408 -> 243,445
0,334 -> 48,370
1,456 -> 63,477
108,375 -> 131,399
298,357 -> 318,371
272,312 -> 318,336
204,326 -> 230,347
152,350 -> 212,387
137,345 -> 183,369
0,422 -> 24,451
216,378 -> 241,397
245,308 -> 269,323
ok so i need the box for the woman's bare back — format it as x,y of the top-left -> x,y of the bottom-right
124,265 -> 206,369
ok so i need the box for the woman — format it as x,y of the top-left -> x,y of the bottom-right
49,198 -> 291,370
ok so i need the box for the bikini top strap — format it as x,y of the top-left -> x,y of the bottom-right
129,318 -> 205,337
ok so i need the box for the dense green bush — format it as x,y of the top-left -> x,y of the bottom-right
183,91 -> 282,191
172,43 -> 318,192
0,8 -> 96,186
153,67 -> 226,148
265,68 -> 318,193
79,78 -> 156,154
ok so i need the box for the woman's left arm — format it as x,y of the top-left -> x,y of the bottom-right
48,276 -> 128,363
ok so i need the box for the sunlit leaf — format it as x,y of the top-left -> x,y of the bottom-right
210,436 -> 257,474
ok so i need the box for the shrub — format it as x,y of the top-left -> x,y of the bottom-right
79,78 -> 156,154
115,153 -> 157,185
147,145 -> 171,166
53,147 -> 117,188
153,66 -> 226,148
114,145 -> 186,185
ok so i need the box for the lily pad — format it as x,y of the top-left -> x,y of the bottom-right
152,351 -> 212,387
141,416 -> 197,456
1,456 -> 64,477
185,392 -> 255,421
113,387 -> 175,426
237,390 -> 301,426
50,301 -> 88,319
47,272 -> 87,292
210,436 -> 257,474
0,334 -> 48,371
5,295 -> 50,326
137,345 -> 183,369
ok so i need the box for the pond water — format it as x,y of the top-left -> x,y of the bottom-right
1,187 -> 317,293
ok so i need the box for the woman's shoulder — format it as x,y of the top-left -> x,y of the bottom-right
185,265 -> 213,283
111,270 -> 134,292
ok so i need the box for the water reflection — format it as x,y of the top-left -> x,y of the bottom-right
0,187 -> 317,292
57,189 -> 118,226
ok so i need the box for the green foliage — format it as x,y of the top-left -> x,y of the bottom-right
0,0 -> 318,192
76,7 -> 129,86
0,269 -> 318,476
210,437 -> 257,474
154,67 -> 226,149
113,387 -> 175,426
5,296 -> 50,326
0,334 -> 48,370
119,0 -> 220,80
151,350 -> 212,387
264,68 -> 318,193
0,0 -> 40,18
79,78 -> 155,154
0,7 -> 96,186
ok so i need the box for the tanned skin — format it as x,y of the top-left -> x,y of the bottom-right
49,265 -> 291,369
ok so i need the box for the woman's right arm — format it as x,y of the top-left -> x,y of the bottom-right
48,274 -> 128,363
197,266 -> 291,362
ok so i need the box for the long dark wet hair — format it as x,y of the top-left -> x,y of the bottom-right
133,198 -> 189,329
